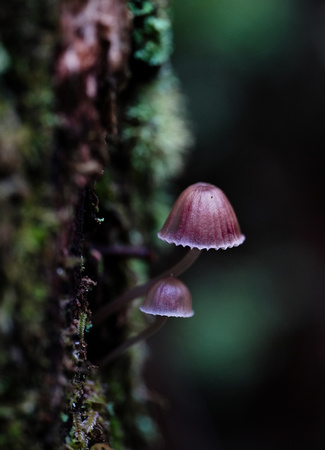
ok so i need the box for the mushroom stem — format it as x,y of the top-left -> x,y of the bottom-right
99,316 -> 168,367
167,247 -> 201,276
92,248 -> 201,327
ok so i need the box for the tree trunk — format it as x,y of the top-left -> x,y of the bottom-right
0,0 -> 191,448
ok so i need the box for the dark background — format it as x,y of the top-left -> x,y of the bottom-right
145,1 -> 325,449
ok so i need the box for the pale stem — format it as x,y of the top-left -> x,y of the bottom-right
92,247 -> 201,327
99,316 -> 168,367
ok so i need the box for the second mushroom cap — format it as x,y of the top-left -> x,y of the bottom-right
140,275 -> 194,318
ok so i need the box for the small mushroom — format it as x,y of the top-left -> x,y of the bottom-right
94,182 -> 246,364
92,182 -> 245,326
100,276 -> 193,366
140,275 -> 194,318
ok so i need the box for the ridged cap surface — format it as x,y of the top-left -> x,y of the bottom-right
140,276 -> 194,318
158,182 -> 245,250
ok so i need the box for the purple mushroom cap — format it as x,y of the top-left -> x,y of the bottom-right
158,182 -> 245,250
140,276 -> 194,318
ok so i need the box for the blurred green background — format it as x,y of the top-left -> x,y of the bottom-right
145,0 -> 325,449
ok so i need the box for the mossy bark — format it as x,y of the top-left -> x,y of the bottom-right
0,0 -> 191,448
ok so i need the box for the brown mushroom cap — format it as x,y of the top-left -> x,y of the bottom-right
158,182 -> 245,250
140,275 -> 194,318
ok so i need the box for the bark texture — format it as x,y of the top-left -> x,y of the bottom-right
0,0 -> 191,448
0,0 -> 190,450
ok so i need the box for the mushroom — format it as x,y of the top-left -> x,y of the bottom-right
157,181 -> 245,273
100,276 -> 192,366
92,182 -> 245,327
158,182 -> 245,250
140,275 -> 194,318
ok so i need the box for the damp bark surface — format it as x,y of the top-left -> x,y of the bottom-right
0,0 -> 192,448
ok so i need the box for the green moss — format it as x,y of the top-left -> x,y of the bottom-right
91,8 -> 193,446
129,0 -> 173,66
134,16 -> 172,65
121,68 -> 193,244
64,374 -> 113,449
93,67 -> 193,448
126,69 -> 192,183
128,1 -> 155,16
0,1 -> 59,448
0,0 -> 193,448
